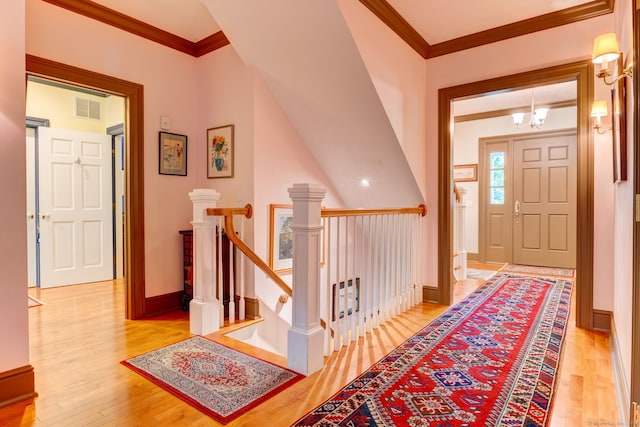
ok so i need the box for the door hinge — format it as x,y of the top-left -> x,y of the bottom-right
632,401 -> 638,426
636,195 -> 640,222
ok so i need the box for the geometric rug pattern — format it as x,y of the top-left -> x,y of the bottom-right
122,335 -> 303,424
293,273 -> 573,426
501,264 -> 576,278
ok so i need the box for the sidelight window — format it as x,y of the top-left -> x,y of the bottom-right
490,152 -> 505,205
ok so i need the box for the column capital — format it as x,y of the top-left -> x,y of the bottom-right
189,188 -> 220,203
287,183 -> 326,202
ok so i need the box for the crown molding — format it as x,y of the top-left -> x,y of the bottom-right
194,32 -> 231,57
427,0 -> 614,58
42,0 -> 229,57
44,0 -> 611,59
357,0 -> 429,57
358,0 -> 613,59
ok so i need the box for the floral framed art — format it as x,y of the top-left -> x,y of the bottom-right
207,124 -> 234,178
159,131 -> 187,176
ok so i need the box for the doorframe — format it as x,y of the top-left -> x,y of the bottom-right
630,0 -> 640,416
438,60 -> 594,329
26,55 -> 146,320
25,117 -> 50,288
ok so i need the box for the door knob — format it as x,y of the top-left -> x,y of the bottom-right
514,200 -> 521,216
41,213 -> 51,220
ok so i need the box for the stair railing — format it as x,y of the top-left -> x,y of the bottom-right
320,204 -> 427,355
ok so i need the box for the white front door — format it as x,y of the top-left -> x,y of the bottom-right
38,127 -> 113,288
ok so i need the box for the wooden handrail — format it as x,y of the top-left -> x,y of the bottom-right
320,204 -> 426,218
207,205 -> 292,300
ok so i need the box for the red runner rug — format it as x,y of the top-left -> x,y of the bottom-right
293,273 -> 572,426
122,335 -> 303,424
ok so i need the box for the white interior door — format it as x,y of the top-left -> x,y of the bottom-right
38,127 -> 113,288
26,127 -> 37,287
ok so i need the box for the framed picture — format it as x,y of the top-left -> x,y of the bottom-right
611,56 -> 627,182
454,164 -> 477,182
158,132 -> 187,176
268,204 -> 325,274
207,124 -> 234,178
332,278 -> 360,321
269,204 -> 294,273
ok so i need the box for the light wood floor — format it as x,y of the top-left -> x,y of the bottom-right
0,270 -> 621,426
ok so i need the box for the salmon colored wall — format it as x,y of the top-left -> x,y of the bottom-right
0,0 -> 29,372
424,16 -> 616,294
612,0 -> 635,400
27,0 -> 201,297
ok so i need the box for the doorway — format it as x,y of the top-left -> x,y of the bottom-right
26,55 -> 146,319
438,60 -> 594,329
25,110 -> 120,288
478,130 -> 577,268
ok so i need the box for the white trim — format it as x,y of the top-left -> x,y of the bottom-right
611,316 -> 631,426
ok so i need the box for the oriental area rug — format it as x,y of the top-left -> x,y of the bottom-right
121,335 -> 303,424
501,264 -> 576,278
293,273 -> 573,426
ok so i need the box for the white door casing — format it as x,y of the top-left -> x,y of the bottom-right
38,127 -> 113,287
26,127 -> 37,287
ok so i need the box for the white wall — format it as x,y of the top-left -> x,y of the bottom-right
27,0 -> 201,298
0,0 -> 30,372
453,106 -> 578,255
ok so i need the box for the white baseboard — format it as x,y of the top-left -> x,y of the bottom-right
610,316 -> 631,425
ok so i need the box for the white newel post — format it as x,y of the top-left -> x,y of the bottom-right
189,188 -> 221,335
287,183 -> 326,376
455,187 -> 468,281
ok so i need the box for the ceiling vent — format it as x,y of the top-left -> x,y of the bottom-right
75,97 -> 101,120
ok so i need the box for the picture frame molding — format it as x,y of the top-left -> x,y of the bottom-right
453,163 -> 478,182
611,56 -> 628,182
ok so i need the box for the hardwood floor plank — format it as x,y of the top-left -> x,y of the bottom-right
0,274 -> 622,426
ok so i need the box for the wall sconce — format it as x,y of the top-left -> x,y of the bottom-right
591,100 -> 610,134
592,33 -> 633,85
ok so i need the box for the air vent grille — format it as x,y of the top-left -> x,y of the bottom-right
75,97 -> 101,120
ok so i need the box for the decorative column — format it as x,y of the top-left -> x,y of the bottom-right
455,187 -> 468,281
287,183 -> 326,375
189,188 -> 221,335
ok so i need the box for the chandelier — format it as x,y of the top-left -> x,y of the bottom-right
511,89 -> 549,129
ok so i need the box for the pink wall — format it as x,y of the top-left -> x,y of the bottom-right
613,0 -> 635,398
26,0 -> 202,297
424,16 -> 616,289
0,0 -> 30,372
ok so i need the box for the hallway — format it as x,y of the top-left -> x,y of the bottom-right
0,275 -> 622,426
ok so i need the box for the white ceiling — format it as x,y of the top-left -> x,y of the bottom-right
87,0 -> 582,111
90,0 -> 592,46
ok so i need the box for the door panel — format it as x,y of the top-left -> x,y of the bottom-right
513,133 -> 576,267
38,127 -> 113,287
